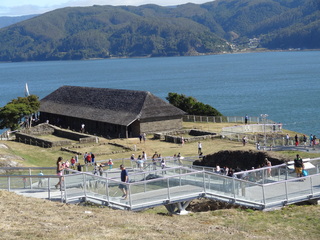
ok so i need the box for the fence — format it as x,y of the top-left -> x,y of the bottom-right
183,115 -> 275,124
2,157 -> 320,211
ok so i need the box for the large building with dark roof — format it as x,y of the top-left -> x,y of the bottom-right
39,86 -> 185,138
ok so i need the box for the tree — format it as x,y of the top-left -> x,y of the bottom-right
166,92 -> 223,116
0,95 -> 40,130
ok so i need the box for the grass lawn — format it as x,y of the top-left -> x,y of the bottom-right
1,122 -> 320,239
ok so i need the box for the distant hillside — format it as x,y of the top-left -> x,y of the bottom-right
0,15 -> 38,28
0,0 -> 319,62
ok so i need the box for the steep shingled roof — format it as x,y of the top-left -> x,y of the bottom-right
39,86 -> 185,126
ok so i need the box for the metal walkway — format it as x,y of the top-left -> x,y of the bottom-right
1,158 -> 320,213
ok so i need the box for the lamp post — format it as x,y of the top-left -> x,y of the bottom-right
260,114 -> 268,150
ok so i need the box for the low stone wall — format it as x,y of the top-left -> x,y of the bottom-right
53,129 -> 98,144
61,142 -> 133,156
15,132 -> 72,148
16,124 -> 99,148
154,129 -> 217,143
21,123 -> 55,135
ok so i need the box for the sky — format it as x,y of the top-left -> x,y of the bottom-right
0,0 -> 212,16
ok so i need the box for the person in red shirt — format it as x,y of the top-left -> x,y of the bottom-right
86,154 -> 92,165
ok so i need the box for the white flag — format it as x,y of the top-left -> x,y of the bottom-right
25,83 -> 30,97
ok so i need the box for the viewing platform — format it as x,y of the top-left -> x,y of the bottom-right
1,157 -> 320,214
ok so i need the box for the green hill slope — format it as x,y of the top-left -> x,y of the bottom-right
0,0 -> 319,62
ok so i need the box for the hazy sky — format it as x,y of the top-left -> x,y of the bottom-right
0,0 -> 211,16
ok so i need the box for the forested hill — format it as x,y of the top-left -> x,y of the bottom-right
0,0 -> 319,62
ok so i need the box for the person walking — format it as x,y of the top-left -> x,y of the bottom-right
107,159 -> 113,170
294,154 -> 304,178
38,171 -> 44,188
285,134 -> 290,146
55,157 -> 64,189
303,135 -> 307,148
294,134 -> 299,146
242,136 -> 247,146
198,142 -> 202,154
119,165 -> 129,199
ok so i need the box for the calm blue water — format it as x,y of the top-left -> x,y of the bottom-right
1,51 -> 320,134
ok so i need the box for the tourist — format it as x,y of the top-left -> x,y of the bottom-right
55,157 -> 64,189
93,162 -> 99,175
224,166 -> 229,176
294,134 -> 299,146
107,159 -> 113,170
265,158 -> 272,177
137,155 -> 143,170
312,135 -> 317,148
86,153 -> 92,165
84,152 -> 88,164
302,135 -> 307,148
286,134 -> 290,146
198,142 -> 202,154
181,136 -> 184,146
91,152 -> 95,165
130,154 -> 135,161
152,152 -> 159,170
119,165 -> 129,199
142,151 -> 147,160
245,114 -> 248,124
177,152 -> 182,165
161,158 -> 166,174
309,134 -> 313,147
70,156 -> 76,169
98,164 -> 104,176
215,165 -> 221,174
242,136 -> 247,146
139,134 -> 142,143
76,162 -> 82,172
64,159 -> 70,174
142,133 -> 146,142
81,123 -> 85,133
256,142 -> 261,150
294,154 -> 304,178
38,171 -> 43,188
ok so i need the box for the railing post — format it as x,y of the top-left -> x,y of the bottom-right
8,176 -> 10,191
203,172 -> 207,194
262,184 -> 266,207
48,177 -> 51,200
167,178 -> 171,202
29,168 -> 32,189
128,184 -> 132,210
64,173 -> 67,203
106,179 -> 110,203
285,181 -> 288,204
310,177 -> 314,196
83,174 -> 87,201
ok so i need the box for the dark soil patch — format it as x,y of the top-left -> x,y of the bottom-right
193,150 -> 289,171
186,199 -> 245,212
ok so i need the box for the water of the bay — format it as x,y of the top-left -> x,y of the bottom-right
1,51 -> 320,135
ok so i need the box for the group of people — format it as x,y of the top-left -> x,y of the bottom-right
130,151 -> 167,170
83,152 -> 96,165
285,134 -> 317,147
138,133 -> 146,143
214,158 -> 273,180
